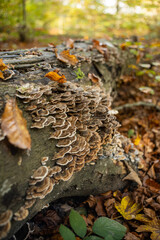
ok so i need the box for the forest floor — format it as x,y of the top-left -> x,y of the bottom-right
11,38 -> 160,240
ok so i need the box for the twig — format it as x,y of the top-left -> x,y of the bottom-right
114,101 -> 160,111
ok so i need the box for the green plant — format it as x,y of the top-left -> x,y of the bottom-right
59,209 -> 126,240
74,68 -> 85,80
128,129 -> 135,138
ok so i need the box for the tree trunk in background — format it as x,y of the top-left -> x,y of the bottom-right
18,0 -> 27,42
0,40 -> 139,239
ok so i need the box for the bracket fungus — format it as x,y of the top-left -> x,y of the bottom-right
14,207 -> 29,221
0,210 -> 13,239
16,80 -> 120,190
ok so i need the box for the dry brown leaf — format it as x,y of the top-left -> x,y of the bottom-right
83,195 -> 97,208
88,73 -> 102,86
125,232 -> 140,240
123,162 -> 142,186
45,71 -> 67,84
144,178 -> 160,193
144,208 -> 156,219
0,59 -> 8,71
66,38 -> 74,49
1,98 -> 31,150
0,71 -> 4,79
56,49 -> 78,66
95,197 -> 106,216
48,42 -> 56,48
92,39 -> 105,54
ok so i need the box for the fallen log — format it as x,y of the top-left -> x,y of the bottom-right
0,40 -> 141,239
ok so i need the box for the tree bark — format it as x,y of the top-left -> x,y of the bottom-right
0,40 -> 139,239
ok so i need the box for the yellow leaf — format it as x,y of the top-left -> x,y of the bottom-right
134,134 -> 141,146
115,196 -> 143,220
1,98 -> 31,150
128,64 -> 139,70
136,218 -> 160,240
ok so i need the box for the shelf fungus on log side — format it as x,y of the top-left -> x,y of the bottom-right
0,210 -> 13,239
15,80 -> 121,204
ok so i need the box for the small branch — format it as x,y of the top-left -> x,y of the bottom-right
114,101 -> 160,111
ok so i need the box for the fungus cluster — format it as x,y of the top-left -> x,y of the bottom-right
0,210 -> 13,239
16,81 -> 119,203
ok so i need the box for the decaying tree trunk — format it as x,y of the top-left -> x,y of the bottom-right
0,40 -> 139,239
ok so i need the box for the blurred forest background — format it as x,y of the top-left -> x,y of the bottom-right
0,0 -> 160,49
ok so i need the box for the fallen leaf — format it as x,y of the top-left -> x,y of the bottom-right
128,64 -> 139,70
115,195 -> 143,220
45,71 -> 67,83
0,59 -> 8,71
144,208 -> 156,219
136,218 -> 160,240
133,134 -> 141,146
144,178 -> 160,193
122,162 -> 142,186
66,38 -> 74,49
0,71 -> 4,79
88,73 -> 101,86
92,39 -> 107,55
95,197 -> 106,216
125,232 -> 140,240
56,49 -> 78,66
41,210 -> 61,227
138,86 -> 155,95
1,98 -> 31,150
48,43 -> 56,48
83,195 -> 97,208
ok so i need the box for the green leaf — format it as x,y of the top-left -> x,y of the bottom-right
92,217 -> 126,240
104,234 -> 114,240
128,129 -> 135,138
59,224 -> 76,240
69,209 -> 87,238
136,70 -> 145,76
129,49 -> 138,55
145,54 -> 153,59
84,236 -> 104,240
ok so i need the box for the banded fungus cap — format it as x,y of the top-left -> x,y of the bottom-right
14,207 -> 29,221
31,166 -> 48,180
0,222 -> 11,239
0,210 -> 13,227
24,199 -> 36,209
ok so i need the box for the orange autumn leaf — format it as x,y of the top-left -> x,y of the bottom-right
0,59 -> 8,71
1,98 -> 31,150
56,49 -> 78,66
66,38 -> 74,49
92,39 -> 106,55
136,218 -> 160,240
120,43 -> 127,50
115,196 -> 143,220
45,71 -> 67,83
0,71 -> 4,79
